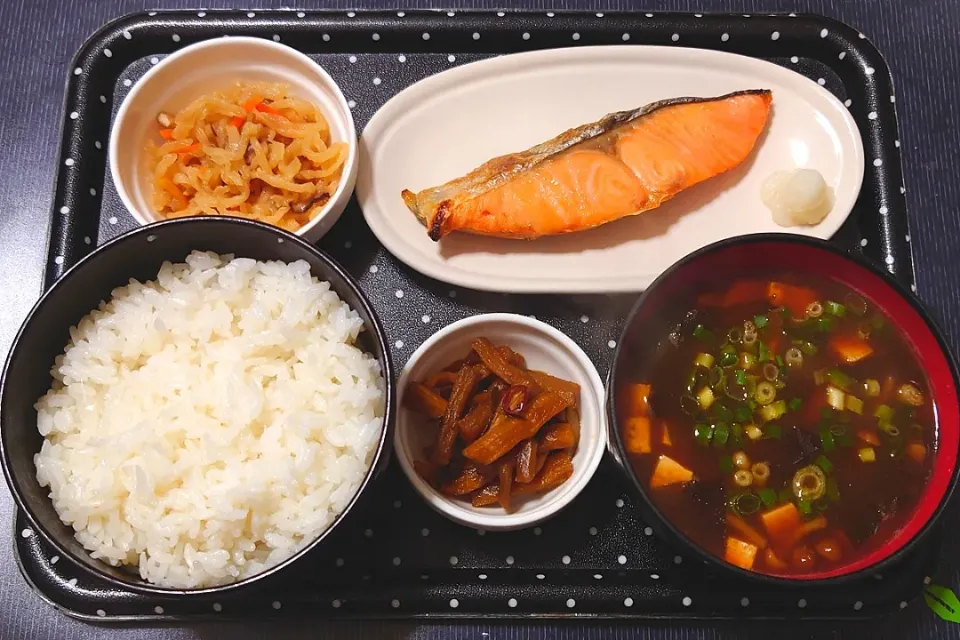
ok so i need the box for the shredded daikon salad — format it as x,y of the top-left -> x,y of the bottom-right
147,81 -> 347,232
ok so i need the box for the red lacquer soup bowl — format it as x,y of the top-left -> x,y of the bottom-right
607,233 -> 960,583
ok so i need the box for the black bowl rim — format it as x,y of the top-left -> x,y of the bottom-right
607,231 -> 960,587
0,216 -> 396,597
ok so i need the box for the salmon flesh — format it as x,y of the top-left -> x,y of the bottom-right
402,90 -> 773,240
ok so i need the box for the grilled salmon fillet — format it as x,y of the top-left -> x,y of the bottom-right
402,89 -> 773,240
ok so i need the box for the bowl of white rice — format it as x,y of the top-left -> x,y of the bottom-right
0,217 -> 393,595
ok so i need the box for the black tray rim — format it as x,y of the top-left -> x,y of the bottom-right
10,512 -> 932,626
18,7 -> 927,623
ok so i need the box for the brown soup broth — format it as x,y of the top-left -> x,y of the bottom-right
618,275 -> 936,576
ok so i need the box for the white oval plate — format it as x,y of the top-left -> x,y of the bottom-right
357,46 -> 864,293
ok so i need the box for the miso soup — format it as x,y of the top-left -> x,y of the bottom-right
617,276 -> 935,577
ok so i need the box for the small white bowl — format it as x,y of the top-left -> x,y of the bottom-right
109,37 -> 358,243
395,313 -> 607,531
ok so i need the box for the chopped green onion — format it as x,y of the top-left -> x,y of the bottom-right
798,499 -> 813,515
813,369 -> 827,386
775,354 -> 785,367
758,341 -> 771,362
788,397 -> 803,412
724,378 -> 749,403
735,369 -> 747,385
697,386 -> 715,410
762,362 -> 780,382
844,293 -> 868,316
754,315 -> 769,329
755,381 -> 777,405
826,385 -> 846,411
814,455 -> 834,474
719,455 -> 735,474
714,422 -> 730,447
719,348 -> 739,368
864,378 -> 881,397
826,477 -> 841,502
760,400 -> 787,422
680,394 -> 699,415
685,368 -> 699,394
764,424 -> 783,440
814,317 -> 835,332
731,423 -> 744,444
879,422 -> 901,437
846,395 -> 864,415
778,488 -> 793,504
694,423 -> 713,446
826,369 -> 856,390
739,352 -> 757,370
814,497 -> 831,512
708,366 -> 724,388
792,464 -> 827,501
798,341 -> 819,356
713,402 -> 734,423
732,451 -> 751,470
728,328 -> 743,344
820,427 -> 837,452
694,352 -> 715,369
693,324 -> 714,342
745,424 -> 763,441
734,405 -> 753,423
874,404 -> 895,422
870,315 -> 886,330
758,488 -> 778,507
729,492 -> 762,516
785,347 -> 804,368
829,423 -> 848,437
858,447 -> 876,462
825,300 -> 847,317
719,355 -> 739,369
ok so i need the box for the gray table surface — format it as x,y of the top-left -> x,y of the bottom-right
2,0 -> 959,638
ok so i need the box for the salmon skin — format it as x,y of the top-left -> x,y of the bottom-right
402,89 -> 773,241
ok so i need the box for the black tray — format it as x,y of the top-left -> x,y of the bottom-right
17,9 -> 931,622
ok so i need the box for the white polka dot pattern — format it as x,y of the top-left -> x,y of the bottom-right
35,10 -> 922,620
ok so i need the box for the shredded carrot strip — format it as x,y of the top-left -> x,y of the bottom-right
255,102 -> 284,116
726,514 -> 767,549
158,128 -> 175,140
158,178 -> 188,211
857,428 -> 881,447
229,115 -> 246,129
176,142 -> 201,155
242,95 -> 264,112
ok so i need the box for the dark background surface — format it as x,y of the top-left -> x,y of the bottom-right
1,0 -> 958,638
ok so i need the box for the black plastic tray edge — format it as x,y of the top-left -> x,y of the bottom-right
19,7 -> 925,624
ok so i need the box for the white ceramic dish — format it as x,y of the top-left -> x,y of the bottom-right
358,45 -> 865,293
394,313 -> 606,531
109,37 -> 358,243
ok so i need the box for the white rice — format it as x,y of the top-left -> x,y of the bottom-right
34,251 -> 385,589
